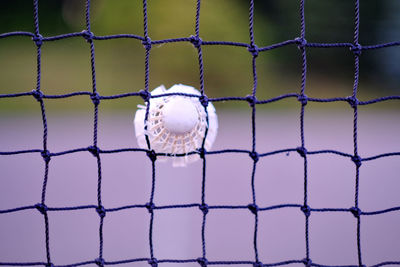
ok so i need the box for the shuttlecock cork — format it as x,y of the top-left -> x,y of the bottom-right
134,84 -> 218,167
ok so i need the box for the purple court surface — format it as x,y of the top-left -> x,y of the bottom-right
0,110 -> 399,266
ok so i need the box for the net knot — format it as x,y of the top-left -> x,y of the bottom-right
296,147 -> 307,158
41,150 -> 51,163
91,93 -> 101,106
81,30 -> 94,42
146,150 -> 157,162
247,204 -> 259,215
295,37 -> 307,49
249,151 -> 259,163
297,94 -> 308,106
346,96 -> 359,109
350,207 -> 361,218
95,258 -> 105,267
142,37 -> 152,50
198,147 -> 206,159
35,203 -> 48,215
190,35 -> 202,48
248,44 -> 259,57
139,89 -> 151,102
199,204 -> 209,215
196,257 -> 208,267
246,95 -> 257,107
96,205 -> 106,218
301,205 -> 311,217
199,95 -> 209,108
350,43 -> 362,56
88,146 -> 100,157
32,34 -> 43,47
302,258 -> 312,267
45,263 -> 54,267
32,89 -> 44,102
253,262 -> 263,267
148,258 -> 158,267
145,202 -> 155,213
351,155 -> 362,168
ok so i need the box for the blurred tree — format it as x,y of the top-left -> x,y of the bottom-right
0,0 -> 69,34
255,0 -> 399,95
0,0 -> 397,113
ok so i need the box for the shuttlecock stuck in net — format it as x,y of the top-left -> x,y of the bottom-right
134,84 -> 218,167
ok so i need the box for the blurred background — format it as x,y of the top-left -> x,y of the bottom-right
0,0 -> 399,111
0,1 -> 399,267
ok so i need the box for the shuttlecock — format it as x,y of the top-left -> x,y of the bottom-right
134,84 -> 218,167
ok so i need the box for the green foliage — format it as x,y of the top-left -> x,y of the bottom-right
0,0 -> 398,113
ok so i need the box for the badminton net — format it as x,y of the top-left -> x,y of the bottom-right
1,0 -> 400,267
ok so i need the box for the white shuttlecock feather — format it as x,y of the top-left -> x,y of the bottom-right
134,84 -> 218,167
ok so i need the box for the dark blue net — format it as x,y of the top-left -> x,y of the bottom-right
1,0 -> 400,267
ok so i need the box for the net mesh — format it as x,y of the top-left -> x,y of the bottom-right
1,0 -> 400,266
